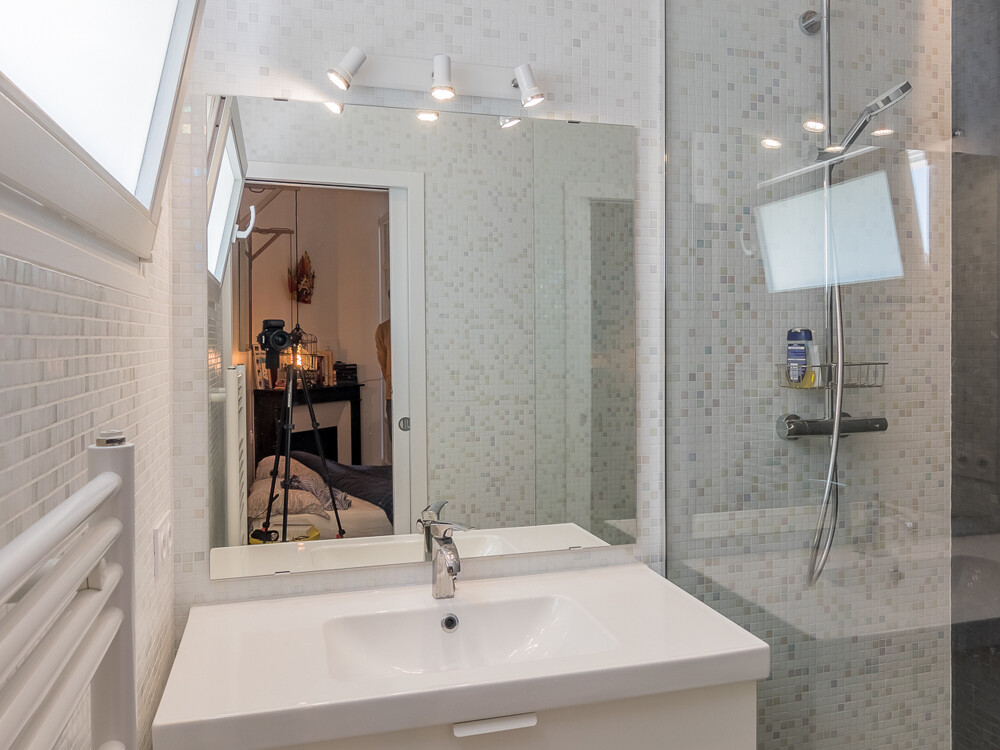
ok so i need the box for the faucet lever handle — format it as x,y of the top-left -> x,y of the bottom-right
429,520 -> 467,541
421,500 -> 448,520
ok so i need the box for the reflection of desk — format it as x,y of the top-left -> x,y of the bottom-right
253,385 -> 363,466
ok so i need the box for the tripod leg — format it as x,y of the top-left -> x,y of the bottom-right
297,371 -> 347,538
280,364 -> 296,542
250,365 -> 293,542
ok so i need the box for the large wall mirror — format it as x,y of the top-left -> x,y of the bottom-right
206,96 -> 638,578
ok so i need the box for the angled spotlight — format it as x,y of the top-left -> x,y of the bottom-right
416,110 -> 439,122
431,54 -> 455,101
324,101 -> 344,115
498,116 -> 521,129
327,47 -> 367,92
513,64 -> 545,108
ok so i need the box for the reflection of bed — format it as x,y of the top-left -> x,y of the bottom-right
248,455 -> 393,540
290,451 -> 394,525
251,496 -> 394,540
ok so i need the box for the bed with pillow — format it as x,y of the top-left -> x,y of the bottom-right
289,451 -> 394,524
248,455 -> 394,540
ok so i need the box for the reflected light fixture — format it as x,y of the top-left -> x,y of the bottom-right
761,137 -> 782,150
323,101 -> 344,115
872,127 -> 894,137
416,110 -> 439,122
498,116 -> 521,129
802,117 -> 826,133
822,144 -> 845,154
513,64 -> 545,108
327,47 -> 367,91
431,54 -> 455,101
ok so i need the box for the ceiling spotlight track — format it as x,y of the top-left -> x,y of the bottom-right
323,54 -> 545,106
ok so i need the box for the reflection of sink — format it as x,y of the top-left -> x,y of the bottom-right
324,595 -> 616,681
155,564 -> 769,750
309,532 -> 521,569
211,523 -> 610,579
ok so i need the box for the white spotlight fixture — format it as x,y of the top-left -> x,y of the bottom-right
513,64 -> 545,108
498,116 -> 521,129
872,127 -> 894,137
822,144 -> 845,154
324,101 -> 344,115
431,54 -> 455,101
802,117 -> 826,133
327,47 -> 367,92
761,137 -> 782,150
416,110 -> 439,122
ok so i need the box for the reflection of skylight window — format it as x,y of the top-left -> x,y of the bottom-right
907,150 -> 931,257
207,130 -> 242,282
756,171 -> 904,292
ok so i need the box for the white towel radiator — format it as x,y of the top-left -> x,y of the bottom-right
0,434 -> 137,750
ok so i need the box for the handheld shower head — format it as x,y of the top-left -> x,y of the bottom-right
818,80 -> 911,161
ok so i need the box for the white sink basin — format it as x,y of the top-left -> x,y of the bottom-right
324,594 -> 616,681
154,564 -> 769,750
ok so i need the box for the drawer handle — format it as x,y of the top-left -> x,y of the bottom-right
452,712 -> 538,737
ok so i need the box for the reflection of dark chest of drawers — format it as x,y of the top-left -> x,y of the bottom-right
252,384 -> 363,467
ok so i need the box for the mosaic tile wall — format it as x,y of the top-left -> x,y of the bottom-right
171,0 -> 663,630
664,0 -> 952,748
0,198 -> 177,750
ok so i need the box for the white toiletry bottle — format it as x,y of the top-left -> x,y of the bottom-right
806,333 -> 824,388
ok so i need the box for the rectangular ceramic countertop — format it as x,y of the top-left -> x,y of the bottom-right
153,564 -> 769,750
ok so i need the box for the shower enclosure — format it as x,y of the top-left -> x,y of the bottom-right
664,0 -> 983,747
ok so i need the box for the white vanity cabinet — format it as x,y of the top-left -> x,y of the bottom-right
277,683 -> 757,750
153,565 -> 768,750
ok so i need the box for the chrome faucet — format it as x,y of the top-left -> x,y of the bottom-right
418,500 -> 449,561
429,521 -> 466,599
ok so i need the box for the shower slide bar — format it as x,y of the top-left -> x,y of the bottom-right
0,436 -> 138,750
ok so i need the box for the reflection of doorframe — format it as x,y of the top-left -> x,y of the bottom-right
244,161 -> 427,535
562,181 -> 632,530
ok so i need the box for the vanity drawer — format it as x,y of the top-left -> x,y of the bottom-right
282,681 -> 757,750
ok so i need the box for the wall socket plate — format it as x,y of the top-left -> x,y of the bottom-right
153,511 -> 173,580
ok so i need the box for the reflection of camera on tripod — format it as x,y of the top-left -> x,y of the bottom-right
250,319 -> 346,543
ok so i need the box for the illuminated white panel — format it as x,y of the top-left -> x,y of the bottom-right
756,171 -> 904,293
0,0 -> 179,193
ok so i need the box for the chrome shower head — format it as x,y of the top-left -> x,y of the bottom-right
818,80 -> 911,161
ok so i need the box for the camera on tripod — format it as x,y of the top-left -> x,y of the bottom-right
257,319 -> 301,370
250,318 -> 346,544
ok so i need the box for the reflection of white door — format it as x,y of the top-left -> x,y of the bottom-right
377,213 -> 392,463
243,162 -> 427,535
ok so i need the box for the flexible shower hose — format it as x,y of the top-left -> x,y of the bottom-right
806,284 -> 846,586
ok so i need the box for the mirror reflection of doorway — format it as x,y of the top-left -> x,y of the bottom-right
237,183 -> 399,541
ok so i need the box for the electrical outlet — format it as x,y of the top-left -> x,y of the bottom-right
153,512 -> 173,580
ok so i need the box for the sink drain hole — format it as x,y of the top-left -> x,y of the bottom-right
441,614 -> 460,632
